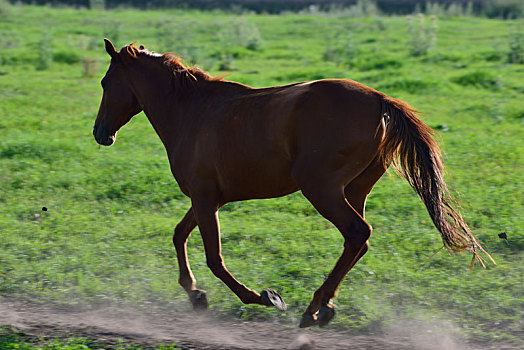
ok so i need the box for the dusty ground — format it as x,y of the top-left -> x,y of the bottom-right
0,297 -> 516,350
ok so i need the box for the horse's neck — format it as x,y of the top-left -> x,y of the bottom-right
131,66 -> 181,146
134,62 -> 249,147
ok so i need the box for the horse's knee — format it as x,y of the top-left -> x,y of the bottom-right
173,225 -> 187,248
343,220 -> 372,249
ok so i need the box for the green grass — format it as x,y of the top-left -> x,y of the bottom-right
1,5 -> 523,347
0,326 -> 181,350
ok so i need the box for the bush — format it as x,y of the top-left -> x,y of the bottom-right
508,25 -> 524,64
36,34 -> 53,71
0,0 -> 11,17
156,20 -> 201,64
326,0 -> 380,18
407,14 -> 438,56
217,18 -> 263,51
89,0 -> 105,10
484,0 -> 524,19
323,33 -> 359,65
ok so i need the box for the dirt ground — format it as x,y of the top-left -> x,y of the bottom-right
0,297 -> 516,350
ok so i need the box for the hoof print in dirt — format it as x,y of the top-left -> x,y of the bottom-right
260,288 -> 287,310
293,337 -> 316,350
189,289 -> 208,311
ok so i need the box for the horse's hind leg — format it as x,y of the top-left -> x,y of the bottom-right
297,158 -> 387,328
344,156 -> 388,218
173,208 -> 207,310
298,183 -> 372,328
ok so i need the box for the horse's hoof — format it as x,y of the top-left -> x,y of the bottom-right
189,289 -> 208,311
299,314 -> 318,328
318,304 -> 336,327
260,288 -> 287,311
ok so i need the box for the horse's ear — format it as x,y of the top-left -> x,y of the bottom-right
104,38 -> 117,59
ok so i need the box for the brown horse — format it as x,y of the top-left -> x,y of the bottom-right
93,39 -> 493,328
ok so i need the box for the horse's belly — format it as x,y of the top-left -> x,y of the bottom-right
218,157 -> 298,201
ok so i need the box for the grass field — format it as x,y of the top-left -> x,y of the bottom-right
1,4 -> 523,348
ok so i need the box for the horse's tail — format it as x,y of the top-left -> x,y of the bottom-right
378,96 -> 494,268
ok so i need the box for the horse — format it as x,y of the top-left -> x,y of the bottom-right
93,39 -> 493,328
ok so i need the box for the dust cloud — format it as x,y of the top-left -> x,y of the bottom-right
0,297 -> 510,349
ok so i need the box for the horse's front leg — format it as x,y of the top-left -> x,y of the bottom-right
173,208 -> 208,310
191,196 -> 286,310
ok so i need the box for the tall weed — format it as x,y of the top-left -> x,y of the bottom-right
327,0 -> 379,18
425,2 -> 445,17
484,0 -> 524,19
508,25 -> 524,64
217,18 -> 263,51
156,20 -> 201,64
89,0 -> 105,11
0,0 -> 11,17
425,2 -> 474,17
36,33 -> 53,71
407,14 -> 438,56
323,33 -> 358,65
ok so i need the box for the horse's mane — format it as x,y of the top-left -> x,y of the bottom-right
122,43 -> 229,97
125,42 -> 223,95
162,54 -> 222,83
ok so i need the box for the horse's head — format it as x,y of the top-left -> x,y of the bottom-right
93,39 -> 143,146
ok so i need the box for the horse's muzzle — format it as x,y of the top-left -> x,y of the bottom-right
93,125 -> 116,146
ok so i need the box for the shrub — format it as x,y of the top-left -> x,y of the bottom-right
508,25 -> 524,64
484,0 -> 524,19
89,0 -> 105,10
218,53 -> 233,71
36,34 -> 53,71
323,33 -> 359,65
407,14 -> 438,56
0,0 -> 10,17
423,2 -> 474,17
217,18 -> 263,51
327,0 -> 380,18
156,20 -> 201,64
